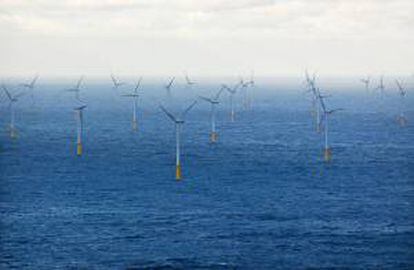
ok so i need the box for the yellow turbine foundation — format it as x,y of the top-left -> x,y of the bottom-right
210,132 -> 218,143
324,147 -> 332,162
77,143 -> 83,156
175,164 -> 182,180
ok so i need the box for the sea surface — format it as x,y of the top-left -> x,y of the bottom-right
1,80 -> 413,269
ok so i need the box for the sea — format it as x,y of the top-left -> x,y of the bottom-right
1,77 -> 413,269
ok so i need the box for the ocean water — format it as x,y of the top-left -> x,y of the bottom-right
1,81 -> 413,269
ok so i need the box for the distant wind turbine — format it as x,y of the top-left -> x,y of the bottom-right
360,76 -> 370,93
185,74 -> 195,86
74,104 -> 87,156
65,76 -> 84,102
317,91 -> 343,162
395,79 -> 407,127
223,82 -> 241,122
111,74 -> 125,89
165,77 -> 175,98
305,71 -> 323,132
21,74 -> 39,105
160,100 -> 197,180
199,86 -> 225,143
2,84 -> 26,139
122,77 -> 142,131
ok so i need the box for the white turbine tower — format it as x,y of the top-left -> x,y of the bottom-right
122,77 -> 142,131
65,76 -> 84,102
199,86 -> 225,143
395,79 -> 407,127
2,85 -> 25,139
223,82 -> 241,122
160,100 -> 197,180
74,104 -> 87,156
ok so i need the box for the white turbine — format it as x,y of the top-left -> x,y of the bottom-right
122,77 -> 142,131
65,76 -> 84,102
2,84 -> 26,139
395,79 -> 407,127
165,77 -> 175,98
360,76 -> 370,93
317,91 -> 343,162
223,82 -> 241,122
160,100 -> 197,180
74,104 -> 87,156
305,71 -> 324,133
185,74 -> 195,87
20,74 -> 39,103
111,74 -> 125,90
199,86 -> 225,143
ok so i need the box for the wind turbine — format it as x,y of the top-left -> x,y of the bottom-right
185,74 -> 195,86
74,104 -> 87,156
305,71 -> 323,132
317,91 -> 342,162
2,84 -> 26,139
199,86 -> 225,143
122,77 -> 142,131
246,70 -> 255,109
239,77 -> 251,110
160,100 -> 197,180
360,76 -> 370,93
20,74 -> 39,105
65,76 -> 84,102
395,79 -> 407,126
223,82 -> 240,122
165,77 -> 175,98
111,74 -> 125,89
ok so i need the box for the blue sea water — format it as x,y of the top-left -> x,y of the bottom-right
1,81 -> 413,269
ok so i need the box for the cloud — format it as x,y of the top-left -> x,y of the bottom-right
1,0 -> 413,39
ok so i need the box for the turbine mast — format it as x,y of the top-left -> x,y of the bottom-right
175,123 -> 182,180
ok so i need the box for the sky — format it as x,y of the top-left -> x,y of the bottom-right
0,0 -> 413,78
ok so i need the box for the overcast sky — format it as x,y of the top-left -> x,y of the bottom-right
1,0 -> 413,78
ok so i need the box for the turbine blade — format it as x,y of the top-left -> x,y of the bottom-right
76,76 -> 84,89
214,87 -> 225,100
134,76 -> 143,92
160,105 -> 177,122
182,100 -> 197,116
199,96 -> 213,103
2,85 -> 12,101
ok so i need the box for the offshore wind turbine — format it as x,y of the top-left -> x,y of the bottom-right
122,77 -> 142,131
160,100 -> 197,180
111,74 -> 125,90
165,77 -> 175,98
20,74 -> 39,101
185,74 -> 195,86
74,104 -> 87,156
305,71 -> 322,132
223,82 -> 240,122
2,84 -> 26,139
239,77 -> 251,110
395,79 -> 407,126
199,86 -> 225,143
317,91 -> 342,162
360,76 -> 370,93
65,76 -> 84,102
